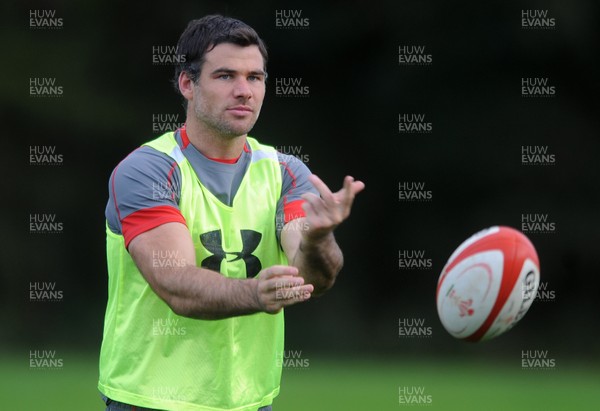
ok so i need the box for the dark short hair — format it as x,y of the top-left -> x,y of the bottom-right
172,15 -> 268,93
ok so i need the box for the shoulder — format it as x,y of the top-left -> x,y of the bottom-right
113,145 -> 178,178
108,144 -> 182,206
277,152 -> 313,183
106,144 -> 183,236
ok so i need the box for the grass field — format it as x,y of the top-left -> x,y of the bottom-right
2,353 -> 598,410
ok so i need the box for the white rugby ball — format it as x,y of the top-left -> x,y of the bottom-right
436,226 -> 540,342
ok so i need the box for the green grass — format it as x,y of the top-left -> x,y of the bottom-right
279,358 -> 599,411
1,353 -> 597,410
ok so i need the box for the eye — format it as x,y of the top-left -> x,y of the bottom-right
218,74 -> 232,80
248,75 -> 263,82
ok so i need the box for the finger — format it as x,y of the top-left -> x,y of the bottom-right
343,176 -> 354,205
337,179 -> 365,214
342,176 -> 365,202
308,174 -> 336,204
275,284 -> 314,305
352,180 -> 366,195
266,276 -> 305,292
259,265 -> 299,280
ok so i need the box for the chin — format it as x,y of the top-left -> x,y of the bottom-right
229,122 -> 256,136
220,127 -> 252,139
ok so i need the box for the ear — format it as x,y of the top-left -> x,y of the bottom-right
178,71 -> 195,101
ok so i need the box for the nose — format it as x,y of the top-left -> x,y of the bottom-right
233,78 -> 252,100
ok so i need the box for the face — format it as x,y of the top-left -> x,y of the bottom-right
186,43 -> 266,139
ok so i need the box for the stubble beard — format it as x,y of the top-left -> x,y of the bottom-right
193,98 -> 259,140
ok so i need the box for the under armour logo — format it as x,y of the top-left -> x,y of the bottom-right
199,229 -> 262,277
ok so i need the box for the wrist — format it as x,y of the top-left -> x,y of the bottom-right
301,230 -> 335,248
246,277 -> 263,312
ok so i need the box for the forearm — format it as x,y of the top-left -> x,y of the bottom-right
129,223 -> 261,320
129,223 -> 311,320
155,265 -> 261,320
291,232 -> 343,295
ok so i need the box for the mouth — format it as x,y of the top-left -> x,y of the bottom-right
227,105 -> 253,116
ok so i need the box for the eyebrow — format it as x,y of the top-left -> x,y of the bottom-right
210,67 -> 267,76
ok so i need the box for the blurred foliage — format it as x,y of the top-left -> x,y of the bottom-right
2,1 -> 599,361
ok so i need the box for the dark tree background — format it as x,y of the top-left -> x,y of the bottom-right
2,0 -> 599,368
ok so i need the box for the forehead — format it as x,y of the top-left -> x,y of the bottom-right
203,43 -> 264,71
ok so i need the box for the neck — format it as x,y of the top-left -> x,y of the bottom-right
184,116 -> 246,160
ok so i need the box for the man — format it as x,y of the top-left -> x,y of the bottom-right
99,15 -> 364,411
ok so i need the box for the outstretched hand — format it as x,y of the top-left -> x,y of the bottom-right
300,175 -> 365,240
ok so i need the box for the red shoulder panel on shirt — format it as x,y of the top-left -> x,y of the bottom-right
122,205 -> 187,248
284,199 -> 306,224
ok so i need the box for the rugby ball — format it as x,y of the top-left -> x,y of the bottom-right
436,226 -> 540,342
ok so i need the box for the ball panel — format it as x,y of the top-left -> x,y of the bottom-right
482,258 -> 540,340
436,250 -> 503,339
437,226 -> 500,296
465,233 -> 522,341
